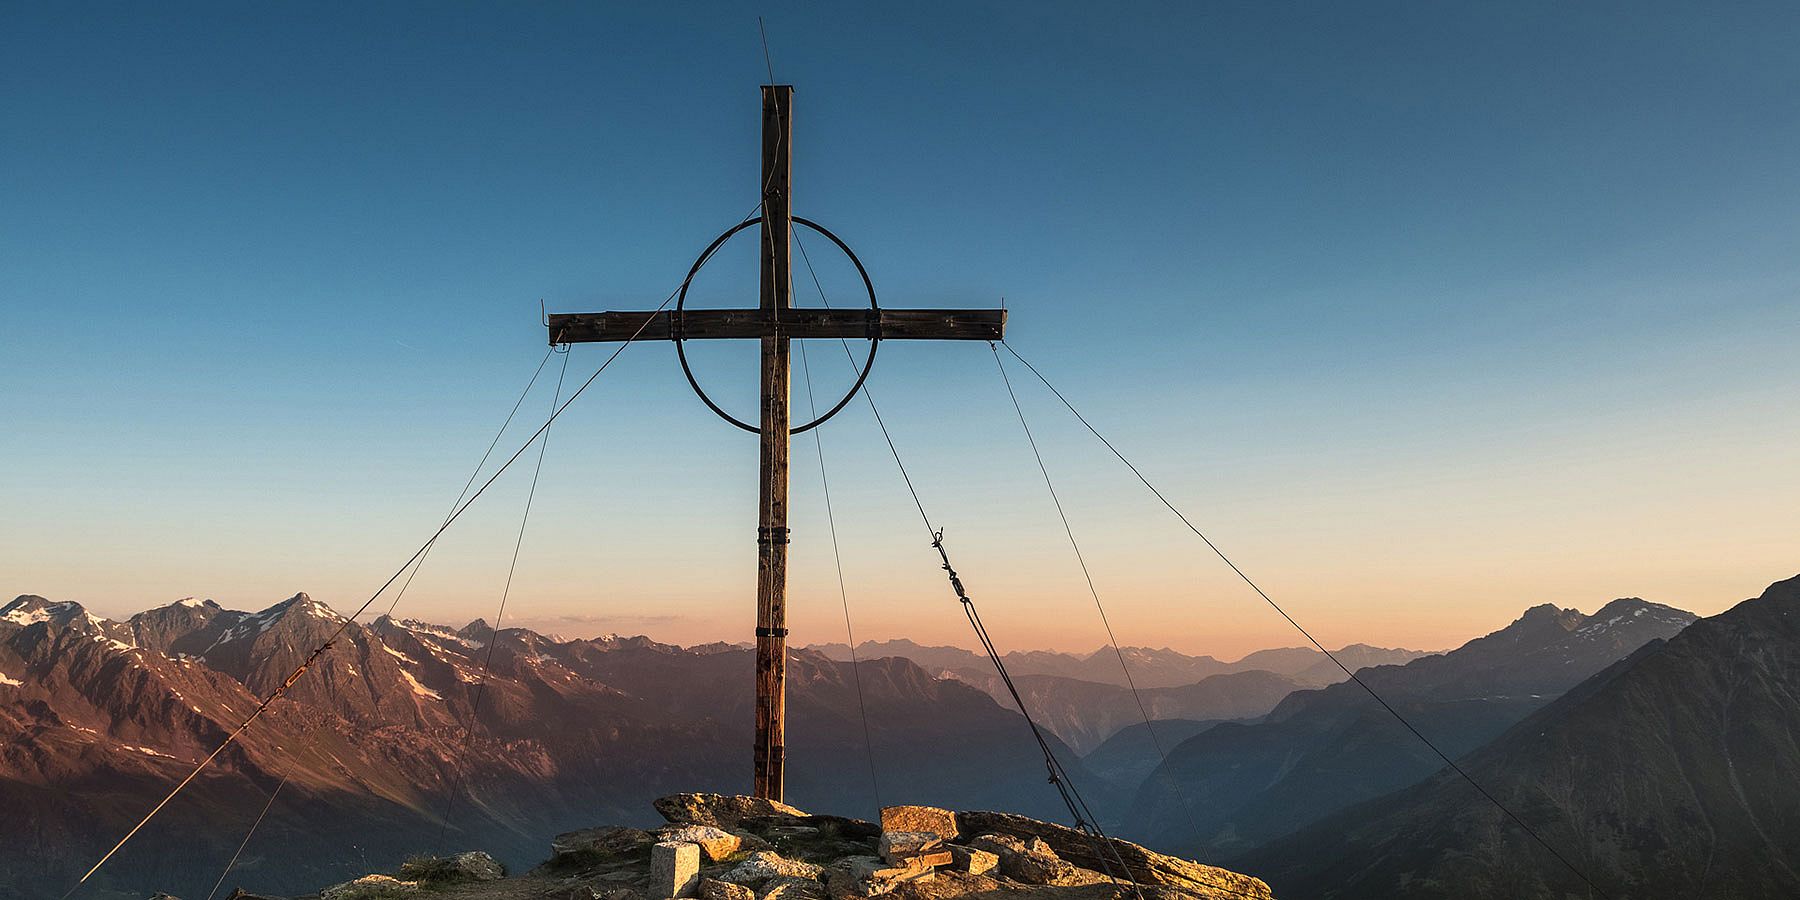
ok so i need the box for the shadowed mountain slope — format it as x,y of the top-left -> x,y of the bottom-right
1240,574 -> 1800,900
1125,597 -> 1694,857
947,669 -> 1303,754
1082,718 -> 1224,791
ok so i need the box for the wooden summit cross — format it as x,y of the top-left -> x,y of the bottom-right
546,85 -> 1005,801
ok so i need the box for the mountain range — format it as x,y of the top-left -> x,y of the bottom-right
1122,596 -> 1697,857
0,593 -> 1102,899
807,638 -> 1433,689
12,577 -> 1795,900
808,640 -> 1432,755
1240,574 -> 1800,899
948,669 -> 1305,754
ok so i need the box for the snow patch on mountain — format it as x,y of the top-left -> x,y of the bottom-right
399,668 -> 441,700
2,607 -> 51,627
398,618 -> 483,649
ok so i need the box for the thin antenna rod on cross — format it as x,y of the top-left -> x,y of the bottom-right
758,17 -> 777,85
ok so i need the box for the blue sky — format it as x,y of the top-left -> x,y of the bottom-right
4,2 -> 1798,656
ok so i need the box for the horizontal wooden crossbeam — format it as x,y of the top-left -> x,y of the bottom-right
547,308 -> 1005,344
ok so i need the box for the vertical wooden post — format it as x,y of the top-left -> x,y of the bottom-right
753,84 -> 793,802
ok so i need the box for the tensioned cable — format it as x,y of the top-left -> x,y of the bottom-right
797,338 -> 883,811
436,346 -> 571,849
62,196 -> 766,896
381,348 -> 559,621
790,233 -> 930,528
758,17 -> 777,85
788,232 -> 1144,898
998,339 -> 1611,899
196,348 -> 561,899
988,344 -> 1214,853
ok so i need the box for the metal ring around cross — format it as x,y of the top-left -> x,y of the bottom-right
674,216 -> 880,435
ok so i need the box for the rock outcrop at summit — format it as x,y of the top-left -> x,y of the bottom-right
278,793 -> 1272,900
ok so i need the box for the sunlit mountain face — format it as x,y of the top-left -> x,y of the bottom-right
0,593 -> 1108,899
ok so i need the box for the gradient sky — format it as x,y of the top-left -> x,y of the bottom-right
4,2 -> 1798,659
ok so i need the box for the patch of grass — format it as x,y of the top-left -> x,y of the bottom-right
542,847 -> 609,873
542,845 -> 649,875
400,855 -> 462,883
397,853 -> 504,886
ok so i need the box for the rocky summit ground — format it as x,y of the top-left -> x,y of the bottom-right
206,793 -> 1272,900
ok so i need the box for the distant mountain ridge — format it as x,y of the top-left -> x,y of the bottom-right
805,638 -> 1434,689
1124,596 -> 1696,857
947,669 -> 1304,754
1241,575 -> 1800,900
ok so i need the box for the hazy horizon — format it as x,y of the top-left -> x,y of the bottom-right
38,581 -> 1796,662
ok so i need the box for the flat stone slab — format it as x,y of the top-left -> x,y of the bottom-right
878,806 -> 958,843
878,831 -> 943,864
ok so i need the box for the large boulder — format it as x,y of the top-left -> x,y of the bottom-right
878,806 -> 958,844
662,825 -> 744,862
957,811 -> 1273,899
719,850 -> 827,887
656,793 -> 808,830
758,875 -> 827,900
966,834 -> 1074,886
703,877 -> 757,900
829,856 -> 937,898
878,832 -> 944,865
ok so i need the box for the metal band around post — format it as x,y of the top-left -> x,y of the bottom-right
674,216 -> 880,435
